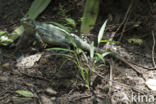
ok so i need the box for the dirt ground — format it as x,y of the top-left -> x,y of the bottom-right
0,0 -> 156,104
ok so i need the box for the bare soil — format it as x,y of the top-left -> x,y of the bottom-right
0,0 -> 156,104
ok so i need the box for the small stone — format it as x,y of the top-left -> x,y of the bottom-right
2,63 -> 10,69
50,97 -> 56,101
0,76 -> 8,82
45,88 -> 57,96
41,95 -> 52,104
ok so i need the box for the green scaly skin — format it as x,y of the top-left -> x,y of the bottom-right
20,18 -> 106,53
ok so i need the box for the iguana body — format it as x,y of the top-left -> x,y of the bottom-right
21,18 -> 106,53
20,18 -> 143,75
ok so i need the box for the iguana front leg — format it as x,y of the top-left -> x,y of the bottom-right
35,32 -> 47,48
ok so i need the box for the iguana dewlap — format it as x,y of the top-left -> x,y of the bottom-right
21,18 -> 106,53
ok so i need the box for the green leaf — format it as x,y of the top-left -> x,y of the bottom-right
100,40 -> 120,44
46,47 -> 74,53
0,31 -> 7,36
51,53 -> 74,59
78,65 -> 85,81
84,69 -> 90,89
0,31 -> 14,45
48,21 -> 72,32
95,52 -> 111,63
95,53 -> 105,63
98,19 -> 108,45
25,0 -> 51,19
82,51 -> 89,63
80,0 -> 100,34
16,90 -> 34,98
90,42 -> 95,60
128,38 -> 143,45
59,59 -> 69,70
9,26 -> 24,42
102,52 -> 111,57
65,18 -> 76,28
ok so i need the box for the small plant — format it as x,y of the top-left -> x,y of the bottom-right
46,19 -> 111,89
57,4 -> 70,19
47,45 -> 91,89
0,31 -> 13,46
65,18 -> 76,28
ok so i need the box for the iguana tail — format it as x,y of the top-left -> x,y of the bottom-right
70,34 -> 107,53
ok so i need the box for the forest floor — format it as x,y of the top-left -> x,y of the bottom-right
0,0 -> 156,104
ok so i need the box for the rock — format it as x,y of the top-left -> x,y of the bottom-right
45,88 -> 57,96
40,95 -> 52,104
2,62 -> 10,70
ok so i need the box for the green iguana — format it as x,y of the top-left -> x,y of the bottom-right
20,18 -> 143,75
20,18 -> 106,53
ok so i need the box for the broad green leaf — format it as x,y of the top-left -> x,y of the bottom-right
25,0 -> 51,19
9,26 -> 24,42
16,90 -> 34,98
65,18 -> 76,28
98,19 -> 108,45
80,0 -> 100,34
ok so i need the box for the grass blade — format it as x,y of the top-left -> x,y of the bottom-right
46,47 -> 74,53
90,42 -> 94,60
98,19 -> 108,45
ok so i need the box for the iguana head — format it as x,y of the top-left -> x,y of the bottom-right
20,17 -> 35,34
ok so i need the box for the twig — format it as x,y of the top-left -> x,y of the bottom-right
88,65 -> 153,95
115,0 -> 135,36
104,32 -> 115,49
119,0 -> 135,41
152,30 -> 156,68
112,54 -> 147,80
109,59 -> 113,87
119,13 -> 130,41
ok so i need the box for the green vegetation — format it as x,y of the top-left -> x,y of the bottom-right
46,20 -> 110,89
0,0 -> 115,88
0,0 -> 51,46
80,0 -> 100,34
128,38 -> 143,45
15,90 -> 35,98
